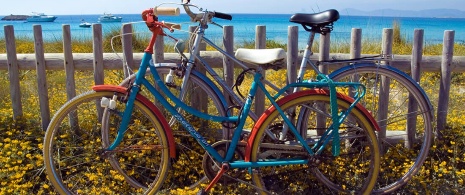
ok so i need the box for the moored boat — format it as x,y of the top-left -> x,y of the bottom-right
98,13 -> 122,23
79,19 -> 92,28
26,12 -> 57,22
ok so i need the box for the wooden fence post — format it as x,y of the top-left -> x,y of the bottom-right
92,24 -> 104,85
437,30 -> 455,137
154,28 -> 164,63
349,28 -> 362,98
189,26 -> 207,113
92,23 -> 104,120
350,28 -> 362,59
62,24 -> 79,129
4,25 -> 23,119
254,25 -> 266,116
62,25 -> 76,101
407,29 -> 424,147
33,25 -> 51,130
377,28 -> 393,143
223,26 -> 235,106
287,26 -> 298,88
316,31 -> 331,135
121,23 -> 134,78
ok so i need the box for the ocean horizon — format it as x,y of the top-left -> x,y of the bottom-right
1,13 -> 464,48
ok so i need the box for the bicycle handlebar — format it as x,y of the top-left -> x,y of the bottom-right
213,11 -> 232,20
153,7 -> 180,16
181,1 -> 232,22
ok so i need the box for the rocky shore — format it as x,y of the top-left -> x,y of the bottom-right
1,14 -> 28,21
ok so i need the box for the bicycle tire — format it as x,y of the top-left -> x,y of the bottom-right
43,90 -> 170,194
249,89 -> 380,194
329,63 -> 433,194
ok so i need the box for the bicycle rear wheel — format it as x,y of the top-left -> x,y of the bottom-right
249,89 -> 380,194
329,63 -> 433,194
43,90 -> 170,194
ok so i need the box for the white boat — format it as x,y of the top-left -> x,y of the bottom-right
26,12 -> 57,22
79,19 -> 92,28
98,13 -> 122,23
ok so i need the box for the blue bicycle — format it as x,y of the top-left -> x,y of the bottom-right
43,4 -> 381,195
118,1 -> 434,193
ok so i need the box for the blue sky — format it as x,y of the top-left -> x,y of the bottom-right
1,0 -> 464,15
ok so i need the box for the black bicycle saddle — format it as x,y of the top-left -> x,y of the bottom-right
290,9 -> 340,27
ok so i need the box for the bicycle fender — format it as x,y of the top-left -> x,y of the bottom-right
92,85 -> 177,158
244,89 -> 379,162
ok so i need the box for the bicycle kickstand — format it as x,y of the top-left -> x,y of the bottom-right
197,163 -> 230,195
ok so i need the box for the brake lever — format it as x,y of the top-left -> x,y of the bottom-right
211,21 -> 223,29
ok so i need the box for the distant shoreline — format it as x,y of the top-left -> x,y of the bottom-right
1,14 -> 28,21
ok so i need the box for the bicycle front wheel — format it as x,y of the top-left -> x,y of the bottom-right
329,63 -> 434,194
43,90 -> 170,194
119,65 -> 230,189
249,89 -> 380,194
120,65 -> 229,140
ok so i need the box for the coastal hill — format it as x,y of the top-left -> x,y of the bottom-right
1,14 -> 28,21
340,8 -> 465,18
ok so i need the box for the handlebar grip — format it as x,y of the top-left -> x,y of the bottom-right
154,7 -> 180,16
164,22 -> 181,30
213,11 -> 232,20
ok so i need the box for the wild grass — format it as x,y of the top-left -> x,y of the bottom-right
1,24 -> 465,194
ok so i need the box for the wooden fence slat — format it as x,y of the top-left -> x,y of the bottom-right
437,30 -> 455,137
92,24 -> 104,85
121,23 -> 134,78
62,24 -> 79,129
223,26 -> 235,106
62,25 -> 76,101
377,28 -> 393,144
4,25 -> 23,119
316,31 -> 331,135
406,29 -> 424,147
154,31 -> 164,63
349,28 -> 362,98
33,25 -> 51,130
350,28 -> 362,59
2,53 -> 465,72
91,23 -> 104,120
189,26 -> 207,113
254,25 -> 266,116
287,26 -> 298,88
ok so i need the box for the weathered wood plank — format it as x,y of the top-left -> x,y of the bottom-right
4,25 -> 23,119
62,25 -> 76,101
437,30 -> 455,137
287,26 -> 298,87
92,24 -> 104,85
2,52 -> 465,72
121,23 -> 134,78
378,28 -> 393,142
223,26 -> 235,107
254,25 -> 266,116
33,25 -> 51,130
316,32 -> 331,135
407,29 -> 424,147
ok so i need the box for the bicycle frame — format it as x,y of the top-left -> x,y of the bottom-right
106,25 -> 367,169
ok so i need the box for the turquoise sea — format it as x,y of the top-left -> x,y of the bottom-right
1,13 -> 465,48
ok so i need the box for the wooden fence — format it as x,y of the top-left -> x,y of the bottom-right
1,23 -> 465,135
